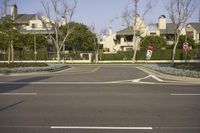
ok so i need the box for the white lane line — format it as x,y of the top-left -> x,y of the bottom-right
0,93 -> 37,96
0,82 -> 107,85
171,93 -> 200,96
51,126 -> 153,130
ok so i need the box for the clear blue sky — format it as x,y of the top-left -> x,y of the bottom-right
10,0 -> 200,33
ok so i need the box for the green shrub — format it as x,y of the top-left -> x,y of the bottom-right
141,36 -> 167,50
100,49 -> 198,60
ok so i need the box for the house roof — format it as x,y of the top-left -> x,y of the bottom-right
116,27 -> 140,36
0,14 -> 36,24
116,27 -> 134,35
188,23 -> 200,32
160,23 -> 177,34
15,14 -> 36,24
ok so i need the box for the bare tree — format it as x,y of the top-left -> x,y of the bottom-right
39,0 -> 77,63
166,0 -> 197,65
89,25 -> 101,63
122,0 -> 152,63
0,0 -> 11,17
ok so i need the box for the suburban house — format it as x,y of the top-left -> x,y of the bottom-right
101,15 -> 196,53
154,15 -> 186,45
0,4 -> 53,35
186,23 -> 200,44
101,15 -> 148,52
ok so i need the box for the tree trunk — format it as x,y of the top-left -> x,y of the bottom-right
171,34 -> 180,66
11,40 -> 14,62
95,51 -> 98,64
57,50 -> 61,63
8,42 -> 11,64
132,37 -> 138,63
132,48 -> 137,63
171,43 -> 177,66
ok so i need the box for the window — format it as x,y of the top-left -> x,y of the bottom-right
124,35 -> 133,42
187,31 -> 194,38
31,23 -> 37,28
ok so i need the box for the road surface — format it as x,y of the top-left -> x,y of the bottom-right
0,65 -> 200,133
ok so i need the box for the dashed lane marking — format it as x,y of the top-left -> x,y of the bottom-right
0,93 -> 37,96
50,126 -> 153,130
171,93 -> 200,96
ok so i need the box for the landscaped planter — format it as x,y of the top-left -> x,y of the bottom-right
144,64 -> 200,78
0,63 -> 70,73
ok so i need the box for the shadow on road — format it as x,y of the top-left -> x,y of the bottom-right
0,76 -> 51,93
0,100 -> 24,112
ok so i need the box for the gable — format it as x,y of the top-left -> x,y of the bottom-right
188,23 -> 200,33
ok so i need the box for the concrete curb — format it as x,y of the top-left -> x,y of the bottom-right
138,66 -> 200,82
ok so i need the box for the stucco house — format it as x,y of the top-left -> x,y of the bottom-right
186,23 -> 200,44
0,4 -> 53,35
154,15 -> 186,45
100,15 -> 148,52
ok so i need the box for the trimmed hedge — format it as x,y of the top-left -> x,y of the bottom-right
0,51 -> 87,61
100,49 -> 199,60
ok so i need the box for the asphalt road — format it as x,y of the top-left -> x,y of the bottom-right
0,65 -> 200,133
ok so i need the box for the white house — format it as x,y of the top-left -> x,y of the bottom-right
186,23 -> 200,44
0,4 -> 54,35
154,15 -> 186,45
100,15 -> 148,52
100,27 -> 117,53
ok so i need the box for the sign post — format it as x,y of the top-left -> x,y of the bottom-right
146,44 -> 154,60
183,42 -> 189,62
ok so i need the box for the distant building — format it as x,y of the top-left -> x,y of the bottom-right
0,4 -> 53,35
154,15 -> 186,45
186,23 -> 200,44
100,15 -> 148,52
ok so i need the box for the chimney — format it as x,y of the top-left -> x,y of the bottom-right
11,4 -> 18,20
158,15 -> 166,30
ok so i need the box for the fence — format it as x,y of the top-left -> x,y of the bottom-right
0,51 -> 93,62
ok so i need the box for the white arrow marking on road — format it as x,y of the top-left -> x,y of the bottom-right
51,126 -> 153,130
132,75 -> 163,82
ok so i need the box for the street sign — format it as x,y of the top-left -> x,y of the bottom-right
146,44 -> 154,60
183,42 -> 189,54
147,44 -> 154,51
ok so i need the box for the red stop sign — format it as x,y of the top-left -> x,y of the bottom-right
183,42 -> 189,54
147,44 -> 154,51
